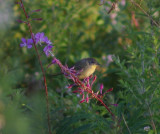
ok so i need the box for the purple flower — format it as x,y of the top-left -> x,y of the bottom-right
80,100 -> 85,103
91,75 -> 97,86
44,37 -> 52,45
20,32 -> 53,55
103,88 -> 113,95
86,94 -> 89,103
27,39 -> 33,48
66,84 -> 75,89
43,44 -> 53,57
52,59 -> 57,64
20,38 -> 33,49
100,83 -> 104,94
110,104 -> 118,107
35,32 -> 45,44
20,38 -> 27,47
35,32 -> 52,45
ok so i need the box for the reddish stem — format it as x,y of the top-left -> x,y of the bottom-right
54,58 -> 115,118
19,1 -> 52,134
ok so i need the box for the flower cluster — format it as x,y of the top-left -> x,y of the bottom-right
20,32 -> 53,57
50,57 -> 115,117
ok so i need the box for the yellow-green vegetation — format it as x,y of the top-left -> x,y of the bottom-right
0,0 -> 160,133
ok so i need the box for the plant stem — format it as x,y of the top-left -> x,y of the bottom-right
122,114 -> 132,134
146,102 -> 157,134
129,0 -> 159,28
19,1 -> 52,134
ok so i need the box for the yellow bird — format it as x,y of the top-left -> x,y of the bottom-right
74,58 -> 100,79
51,58 -> 100,79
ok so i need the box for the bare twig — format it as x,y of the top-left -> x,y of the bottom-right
129,0 -> 160,27
108,0 -> 119,14
122,114 -> 132,134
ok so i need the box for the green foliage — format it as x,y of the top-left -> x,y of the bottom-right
114,32 -> 160,133
0,0 -> 160,133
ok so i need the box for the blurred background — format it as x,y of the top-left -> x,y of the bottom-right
0,0 -> 160,133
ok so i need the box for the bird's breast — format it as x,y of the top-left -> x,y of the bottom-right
78,65 -> 97,79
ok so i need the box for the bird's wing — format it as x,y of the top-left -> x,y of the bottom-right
74,59 -> 87,71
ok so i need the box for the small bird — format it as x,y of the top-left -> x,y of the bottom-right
51,58 -> 100,79
74,58 -> 100,79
